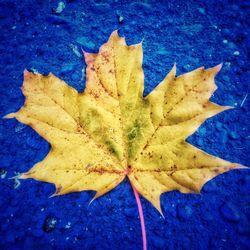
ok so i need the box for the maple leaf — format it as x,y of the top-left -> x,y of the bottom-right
6,31 -> 243,214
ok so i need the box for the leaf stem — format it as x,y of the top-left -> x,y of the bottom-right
131,183 -> 147,250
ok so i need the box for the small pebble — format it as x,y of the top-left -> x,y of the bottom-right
14,178 -> 21,189
116,11 -> 124,23
222,75 -> 230,82
215,121 -> 223,131
229,131 -> 238,140
65,222 -> 71,229
53,2 -> 66,14
233,51 -> 240,56
61,63 -> 74,74
198,127 -> 206,136
196,138 -> 203,147
198,7 -> 205,15
69,44 -> 82,58
76,36 -> 95,50
118,15 -> 124,23
14,124 -> 26,133
0,168 -> 7,179
43,216 -> 58,233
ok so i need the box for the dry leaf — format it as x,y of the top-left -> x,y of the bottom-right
5,31 -> 244,214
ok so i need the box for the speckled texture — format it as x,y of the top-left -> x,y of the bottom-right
0,1 -> 249,249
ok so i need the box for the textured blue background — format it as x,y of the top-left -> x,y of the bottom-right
0,0 -> 249,249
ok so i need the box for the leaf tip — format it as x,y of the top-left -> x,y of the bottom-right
49,185 -> 64,198
158,207 -> 165,218
18,172 -> 31,179
109,29 -> 121,41
153,196 -> 164,217
82,48 -> 88,56
49,193 -> 57,198
233,163 -> 248,170
213,63 -> 223,74
223,105 -> 235,111
171,63 -> 177,76
138,37 -> 144,46
2,112 -> 16,119
23,68 -> 29,75
88,195 -> 97,207
112,29 -> 119,36
23,68 -> 33,79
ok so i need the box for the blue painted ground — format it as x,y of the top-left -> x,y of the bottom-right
0,0 -> 249,249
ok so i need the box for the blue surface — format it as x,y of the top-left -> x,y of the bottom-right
0,0 -> 249,249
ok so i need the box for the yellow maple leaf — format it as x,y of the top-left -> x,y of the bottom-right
6,31 -> 243,216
